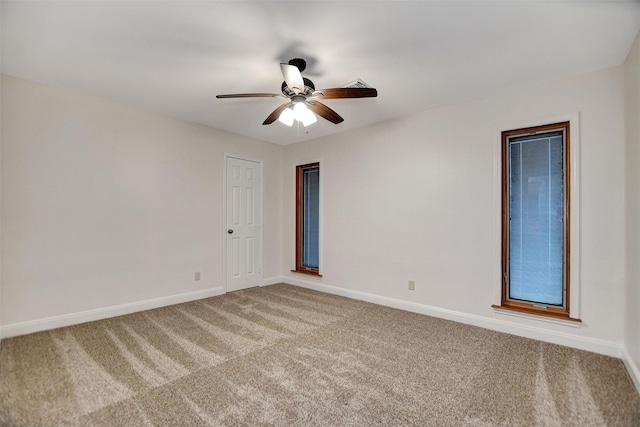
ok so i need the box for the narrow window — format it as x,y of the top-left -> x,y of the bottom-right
294,162 -> 321,276
497,122 -> 578,321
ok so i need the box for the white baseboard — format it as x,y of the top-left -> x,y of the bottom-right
622,346 -> 640,395
283,276 -> 622,358
0,286 -> 226,339
262,276 -> 284,287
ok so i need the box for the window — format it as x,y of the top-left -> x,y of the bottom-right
293,162 -> 321,276
496,122 -> 579,321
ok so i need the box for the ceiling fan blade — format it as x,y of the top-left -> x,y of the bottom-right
280,63 -> 305,94
314,87 -> 378,99
307,101 -> 344,124
216,93 -> 282,99
263,103 -> 290,125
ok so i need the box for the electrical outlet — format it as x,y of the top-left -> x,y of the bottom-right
408,280 -> 415,291
195,272 -> 201,281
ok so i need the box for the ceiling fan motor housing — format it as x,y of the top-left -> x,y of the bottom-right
281,77 -> 315,96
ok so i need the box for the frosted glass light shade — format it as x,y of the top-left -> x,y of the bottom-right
302,109 -> 317,126
293,102 -> 308,121
278,107 -> 294,126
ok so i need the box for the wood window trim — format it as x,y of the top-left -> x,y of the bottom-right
291,268 -> 323,277
491,303 -> 581,323
294,162 -> 321,276
497,121 -> 580,323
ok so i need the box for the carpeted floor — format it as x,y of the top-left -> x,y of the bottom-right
1,283 -> 639,426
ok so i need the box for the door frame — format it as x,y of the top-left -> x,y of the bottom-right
223,153 -> 264,293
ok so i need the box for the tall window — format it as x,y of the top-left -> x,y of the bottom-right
498,122 -> 578,321
294,162 -> 321,276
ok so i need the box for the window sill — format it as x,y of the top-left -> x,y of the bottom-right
492,304 -> 582,328
291,269 -> 322,278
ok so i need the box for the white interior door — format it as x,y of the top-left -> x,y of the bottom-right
226,156 -> 262,292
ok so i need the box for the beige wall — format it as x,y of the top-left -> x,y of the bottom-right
283,65 -> 626,356
624,30 -> 640,389
1,75 -> 283,332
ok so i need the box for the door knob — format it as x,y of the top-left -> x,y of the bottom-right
227,229 -> 234,234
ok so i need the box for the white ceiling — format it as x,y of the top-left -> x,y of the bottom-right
2,1 -> 639,145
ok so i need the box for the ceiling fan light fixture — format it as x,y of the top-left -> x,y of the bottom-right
278,106 -> 295,126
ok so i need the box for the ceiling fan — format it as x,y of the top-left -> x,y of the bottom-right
216,58 -> 377,127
